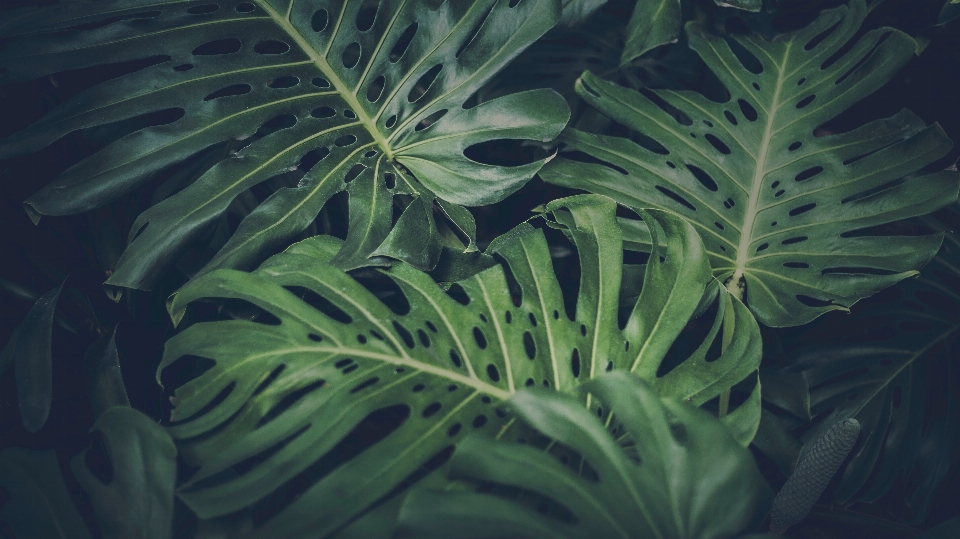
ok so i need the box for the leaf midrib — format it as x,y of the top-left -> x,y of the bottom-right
731,42 -> 792,289
261,1 -> 396,159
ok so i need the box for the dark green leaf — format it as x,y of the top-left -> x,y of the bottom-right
541,0 -> 960,327
158,194 -> 761,537
0,448 -> 92,539
71,406 -> 178,539
395,372 -> 772,539
715,0 -> 762,12
15,281 -> 64,433
0,0 -> 570,291
621,0 -> 682,67
83,327 -> 131,418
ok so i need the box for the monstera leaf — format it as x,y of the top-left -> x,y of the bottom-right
159,194 -> 761,538
0,0 -> 569,293
395,372 -> 772,539
759,203 -> 960,523
540,0 -> 960,327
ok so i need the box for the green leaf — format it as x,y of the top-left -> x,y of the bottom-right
0,448 -> 92,539
71,406 -> 178,539
540,0 -> 960,327
764,205 -> 960,523
919,518 -> 960,539
621,0 -> 682,67
15,281 -> 64,433
939,0 -> 960,25
83,327 -> 131,419
0,0 -> 569,292
395,372 -> 772,539
159,194 -> 761,538
557,0 -> 610,30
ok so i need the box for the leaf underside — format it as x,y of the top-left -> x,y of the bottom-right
540,0 -> 960,327
159,194 -> 761,538
0,0 -> 570,292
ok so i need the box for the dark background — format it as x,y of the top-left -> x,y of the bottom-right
1,0 -> 958,537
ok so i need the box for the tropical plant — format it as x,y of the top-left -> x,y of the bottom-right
540,0 -> 960,326
0,0 -> 569,293
757,202 -> 960,524
395,371 -> 773,539
158,194 -> 761,537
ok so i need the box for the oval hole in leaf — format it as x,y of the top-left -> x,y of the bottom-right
390,23 -> 418,62
367,75 -> 386,102
335,135 -> 357,147
408,64 -> 443,102
356,0 -> 380,32
486,364 -> 500,382
255,40 -> 290,55
560,151 -> 627,175
415,109 -> 447,131
193,38 -> 241,55
174,63 -> 194,71
392,321 -> 415,348
269,76 -> 299,88
204,83 -> 251,100
312,77 -> 331,88
655,185 -> 696,211
311,9 -> 329,32
298,147 -> 330,173
236,3 -> 256,13
704,134 -> 731,155
781,236 -> 808,245
795,166 -> 824,182
344,164 -> 366,183
473,328 -> 487,349
311,107 -> 336,118
687,164 -> 718,192
737,99 -> 758,122
783,262 -> 809,268
796,95 -> 816,109
789,203 -> 816,217
284,286 -> 352,323
523,332 -> 536,360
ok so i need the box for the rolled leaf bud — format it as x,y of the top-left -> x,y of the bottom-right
769,418 -> 861,534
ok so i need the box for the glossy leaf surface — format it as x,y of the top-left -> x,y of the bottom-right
0,0 -> 569,290
541,0 -> 960,326
396,372 -> 771,539
159,194 -> 761,537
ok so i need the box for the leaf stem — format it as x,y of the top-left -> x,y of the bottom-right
718,278 -> 745,418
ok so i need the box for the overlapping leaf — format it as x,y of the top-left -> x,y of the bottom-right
540,0 -> 960,326
758,203 -> 960,523
0,0 -> 569,292
0,448 -> 92,539
159,194 -> 761,538
396,372 -> 772,539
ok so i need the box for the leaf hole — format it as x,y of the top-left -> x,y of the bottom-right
415,109 -> 448,132
174,63 -> 194,71
723,197 -> 736,209
789,203 -> 816,216
351,377 -> 379,394
714,222 -> 724,230
525,378 -> 535,387
724,110 -> 738,125
268,76 -> 299,89
523,331 -> 536,360
725,37 -> 763,74
752,82 -> 760,91
640,88 -> 693,125
704,134 -> 731,155
236,3 -> 256,12
408,64 -> 443,102
257,380 -> 326,427
795,166 -> 824,182
422,402 -> 442,418
655,186 -> 696,211
356,0 -> 380,32
449,350 -> 463,368
781,236 -> 808,245
472,415 -> 488,428
417,329 -> 431,347
447,423 -> 462,437
284,286 -> 352,323
335,134 -> 357,147
367,75 -> 386,102
254,40 -> 290,55
385,115 -> 398,128
559,150 -> 627,175
393,321 -> 416,349
390,22 -> 418,62
486,364 -> 500,382
796,95 -> 816,109
805,20 -> 842,51
312,77 -> 331,88
384,172 -> 396,188
756,243 -> 769,252
344,163 -> 367,183
687,164 -> 718,191
299,147 -> 330,173
783,262 -> 809,268
775,189 -> 785,197
445,283 -> 471,305
737,99 -> 758,122
474,328 -> 488,349
193,38 -> 242,55
570,348 -> 581,377
342,42 -> 362,69
311,9 -> 329,31
204,83 -> 251,101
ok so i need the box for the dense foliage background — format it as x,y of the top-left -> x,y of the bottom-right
1,0 -> 958,538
